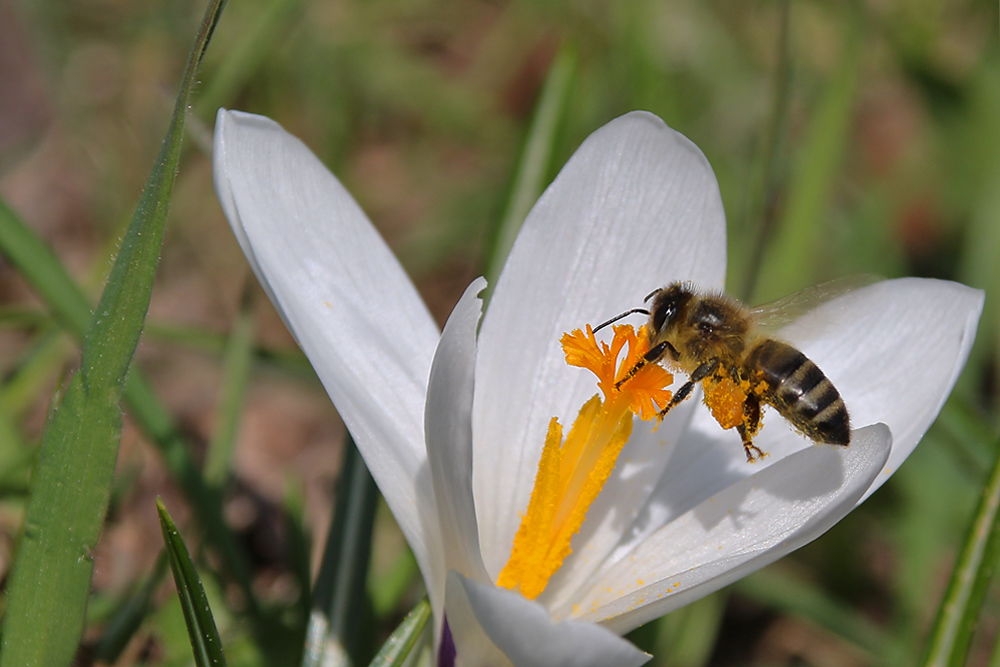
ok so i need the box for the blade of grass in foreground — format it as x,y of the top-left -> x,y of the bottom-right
0,1 -> 227,664
920,437 -> 1000,667
368,599 -> 431,667
303,440 -> 379,667
158,498 -> 228,667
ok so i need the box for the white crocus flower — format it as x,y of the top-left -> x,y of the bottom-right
213,108 -> 983,667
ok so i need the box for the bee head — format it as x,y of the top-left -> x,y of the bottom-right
648,282 -> 694,336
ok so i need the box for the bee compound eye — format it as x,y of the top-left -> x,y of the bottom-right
652,302 -> 674,333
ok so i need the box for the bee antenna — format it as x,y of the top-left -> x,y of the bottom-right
593,308 -> 650,334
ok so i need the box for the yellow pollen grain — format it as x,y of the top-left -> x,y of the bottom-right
499,323 -> 673,600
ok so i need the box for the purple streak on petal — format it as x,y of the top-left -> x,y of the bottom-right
437,616 -> 456,667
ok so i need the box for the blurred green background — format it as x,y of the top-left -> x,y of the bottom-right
0,0 -> 998,664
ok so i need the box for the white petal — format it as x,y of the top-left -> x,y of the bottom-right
445,572 -> 520,667
214,112 -> 276,315
776,278 -> 983,501
213,109 -> 441,587
447,572 -> 650,667
570,424 -> 891,634
474,111 -> 727,576
426,278 -> 490,589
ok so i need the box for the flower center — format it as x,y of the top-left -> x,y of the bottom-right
496,324 -> 674,599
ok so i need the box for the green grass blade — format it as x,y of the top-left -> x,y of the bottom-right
920,438 -> 1000,667
303,439 -> 378,667
737,0 -> 792,300
203,287 -> 255,487
752,7 -> 862,302
197,0 -> 304,116
650,592 -> 725,667
735,566 -> 895,660
0,306 -> 52,329
0,198 -> 93,336
483,41 -> 575,293
282,477 -> 314,627
0,327 -> 72,416
145,321 -> 316,379
0,379 -> 121,667
0,1 -> 227,664
0,394 -> 26,456
368,536 -> 419,619
0,393 -> 32,493
368,599 -> 430,667
94,552 -> 169,663
157,498 -> 228,667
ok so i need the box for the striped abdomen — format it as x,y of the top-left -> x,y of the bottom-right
743,338 -> 850,446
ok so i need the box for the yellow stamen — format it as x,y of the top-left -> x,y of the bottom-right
498,324 -> 673,599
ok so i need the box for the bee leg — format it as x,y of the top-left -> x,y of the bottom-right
736,393 -> 766,462
689,358 -> 720,383
615,340 -> 676,390
657,358 -> 719,420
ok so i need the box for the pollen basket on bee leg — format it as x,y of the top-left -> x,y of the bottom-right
703,375 -> 748,430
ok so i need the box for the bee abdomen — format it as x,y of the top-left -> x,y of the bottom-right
744,339 -> 850,446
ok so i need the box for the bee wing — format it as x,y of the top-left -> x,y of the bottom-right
750,275 -> 883,332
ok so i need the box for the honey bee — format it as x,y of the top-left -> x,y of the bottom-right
596,281 -> 852,462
